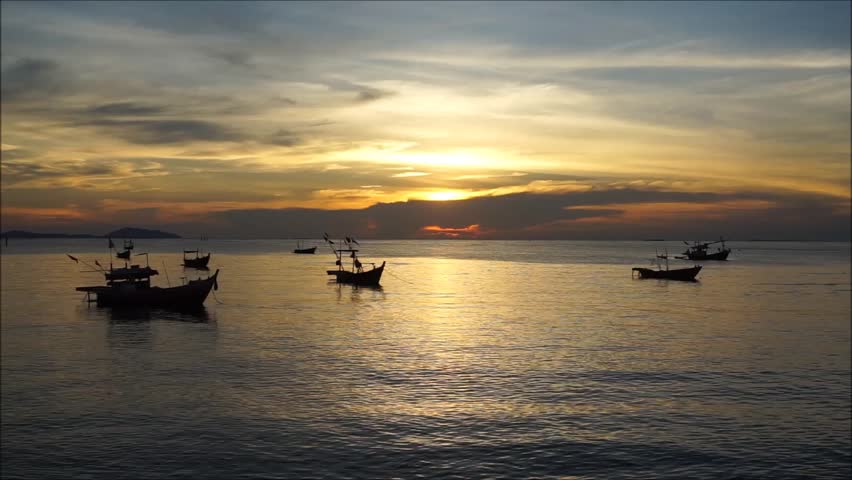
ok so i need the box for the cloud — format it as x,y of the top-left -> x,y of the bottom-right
199,188 -> 849,240
421,224 -> 491,238
85,119 -> 247,144
0,157 -> 168,188
84,102 -> 167,116
452,172 -> 528,180
355,87 -> 395,103
208,49 -> 255,68
264,129 -> 301,147
0,57 -> 69,101
3,178 -> 848,239
391,171 -> 431,178
400,49 -> 851,72
322,164 -> 351,171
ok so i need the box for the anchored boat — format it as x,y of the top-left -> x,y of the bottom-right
323,233 -> 384,286
293,240 -> 317,254
76,254 -> 219,308
680,237 -> 730,261
182,249 -> 211,269
633,249 -> 701,282
112,238 -> 134,260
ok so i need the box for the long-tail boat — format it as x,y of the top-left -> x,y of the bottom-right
113,238 -> 134,259
633,249 -> 701,282
293,240 -> 317,254
182,249 -> 211,269
76,254 -> 219,308
679,237 -> 730,261
323,233 -> 384,286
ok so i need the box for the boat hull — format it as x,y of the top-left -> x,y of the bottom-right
327,262 -> 384,286
684,249 -> 729,261
294,247 -> 317,254
632,266 -> 701,281
183,253 -> 211,268
78,270 -> 219,308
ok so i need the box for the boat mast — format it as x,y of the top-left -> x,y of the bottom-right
135,252 -> 149,267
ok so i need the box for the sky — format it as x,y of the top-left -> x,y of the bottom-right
1,1 -> 850,239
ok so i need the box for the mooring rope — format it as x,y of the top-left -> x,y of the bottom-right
384,268 -> 418,286
211,289 -> 225,304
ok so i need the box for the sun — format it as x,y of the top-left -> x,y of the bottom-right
424,190 -> 469,201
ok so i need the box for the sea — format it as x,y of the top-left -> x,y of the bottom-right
1,239 -> 850,479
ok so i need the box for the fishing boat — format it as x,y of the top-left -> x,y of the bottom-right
293,240 -> 317,254
680,237 -> 730,261
113,238 -> 134,259
323,233 -> 385,286
76,254 -> 219,308
182,249 -> 211,269
633,249 -> 701,281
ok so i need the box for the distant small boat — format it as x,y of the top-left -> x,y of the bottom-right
76,260 -> 219,308
113,238 -> 134,259
323,234 -> 385,286
633,249 -> 701,282
293,240 -> 317,254
182,249 -> 211,269
680,237 -> 730,261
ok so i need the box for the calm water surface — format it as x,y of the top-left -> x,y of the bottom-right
1,240 -> 850,479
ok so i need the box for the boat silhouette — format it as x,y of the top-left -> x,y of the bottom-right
633,249 -> 701,281
323,234 -> 384,286
76,253 -> 219,308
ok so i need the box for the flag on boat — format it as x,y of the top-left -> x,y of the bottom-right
95,260 -> 101,267
67,254 -> 79,263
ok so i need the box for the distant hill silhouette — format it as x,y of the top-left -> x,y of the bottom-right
107,227 -> 181,239
1,230 -> 100,239
2,227 -> 181,239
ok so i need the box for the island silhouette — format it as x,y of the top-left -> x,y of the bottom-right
1,227 -> 181,239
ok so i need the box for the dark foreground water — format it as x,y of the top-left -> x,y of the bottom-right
1,240 -> 850,479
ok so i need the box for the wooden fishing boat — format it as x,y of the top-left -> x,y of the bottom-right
633,249 -> 701,282
182,249 -> 211,269
76,262 -> 219,308
680,237 -> 730,261
323,234 -> 385,286
632,265 -> 701,281
293,240 -> 317,254
112,238 -> 134,259
327,261 -> 385,286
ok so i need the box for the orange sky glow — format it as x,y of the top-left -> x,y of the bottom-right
1,2 -> 849,239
